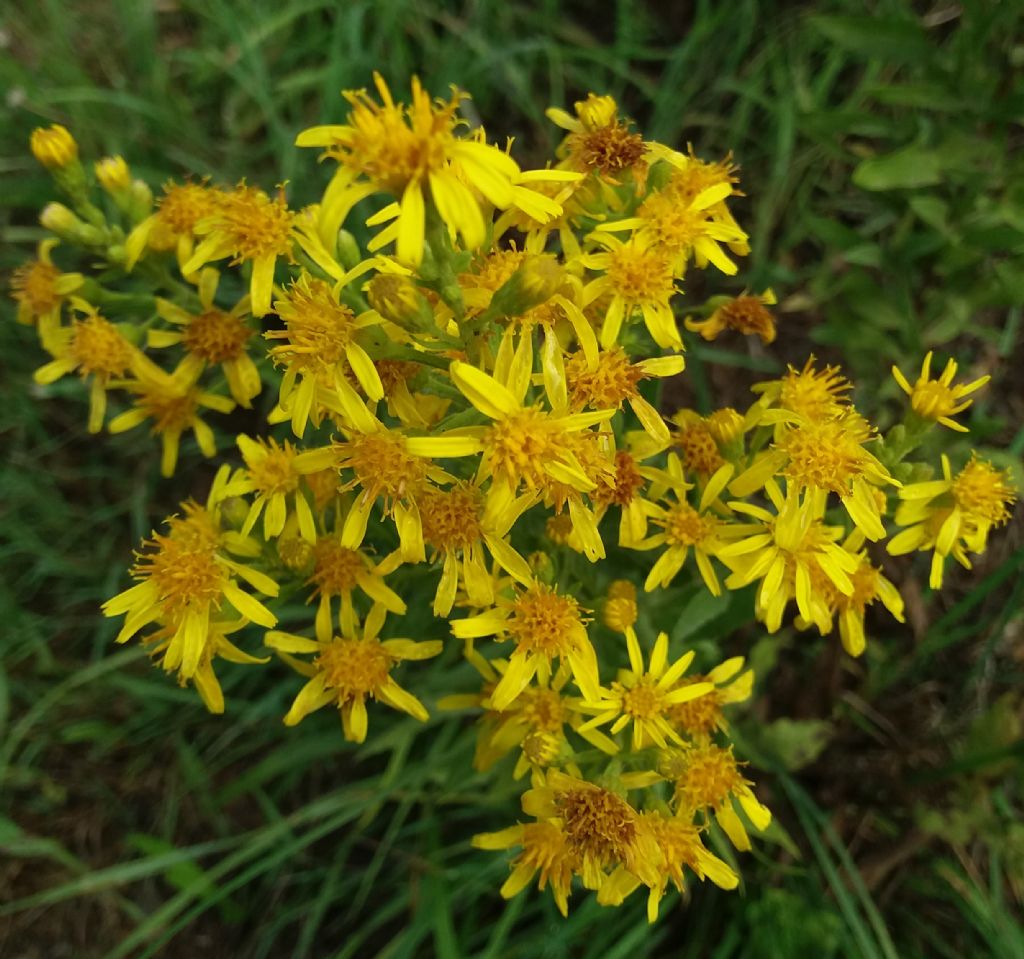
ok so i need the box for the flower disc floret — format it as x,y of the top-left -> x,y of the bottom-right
183,309 -> 252,363
952,455 -> 1015,525
420,484 -> 484,551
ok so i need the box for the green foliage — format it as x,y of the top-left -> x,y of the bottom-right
2,0 -> 1022,956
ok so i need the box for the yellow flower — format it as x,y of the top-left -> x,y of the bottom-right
798,553 -> 905,656
597,811 -> 738,921
303,526 -> 407,641
731,411 -> 898,541
685,289 -> 777,344
472,820 -> 578,917
293,377 -> 473,562
631,453 -> 735,594
597,175 -> 747,277
666,743 -> 771,851
102,475 -> 279,681
672,410 -> 729,478
30,124 -> 78,170
447,352 -> 613,502
218,434 -> 318,543
566,347 -> 683,447
126,180 -> 226,271
602,579 -> 638,634
150,267 -> 261,407
577,629 -> 714,749
143,616 -> 268,714
296,72 -> 565,265
265,273 -> 384,436
451,582 -> 600,709
546,94 -> 649,184
265,603 -> 441,743
892,351 -> 990,432
889,453 -> 1016,588
719,481 -> 861,633
521,769 -> 662,891
33,298 -> 137,434
10,239 -> 84,343
667,656 -> 754,739
183,183 -> 297,316
418,481 -> 534,616
459,658 -> 618,779
108,356 -> 235,477
751,355 -> 851,423
581,234 -> 681,350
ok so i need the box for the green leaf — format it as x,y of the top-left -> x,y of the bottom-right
759,718 -> 833,771
853,146 -> 944,191
808,15 -> 931,63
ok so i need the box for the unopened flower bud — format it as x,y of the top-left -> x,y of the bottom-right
604,597 -> 638,633
575,93 -> 617,131
336,229 -> 362,270
367,274 -> 435,330
40,202 -> 105,246
30,124 -> 78,170
95,156 -> 131,193
219,496 -> 251,531
528,550 -> 555,583
706,408 -> 744,446
40,202 -> 81,235
488,254 -> 563,318
278,535 -> 315,572
128,179 -> 154,223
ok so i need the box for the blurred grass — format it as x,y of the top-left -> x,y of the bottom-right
2,0 -> 1023,956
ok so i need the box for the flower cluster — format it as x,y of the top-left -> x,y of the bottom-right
17,84 -> 1015,919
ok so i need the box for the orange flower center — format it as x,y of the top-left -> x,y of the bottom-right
214,185 -> 295,261
506,586 -> 586,657
604,243 -> 675,303
183,309 -> 252,363
420,484 -> 483,551
558,786 -> 638,865
316,636 -> 393,699
310,540 -> 366,596
70,315 -> 134,380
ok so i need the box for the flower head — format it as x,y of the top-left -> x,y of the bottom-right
126,180 -> 226,271
472,820 -> 578,916
183,183 -> 297,316
266,604 -> 441,742
33,299 -> 137,433
582,234 -> 681,350
686,289 -> 777,344
667,656 -> 753,739
889,453 -> 1016,588
451,582 -> 599,709
31,124 -> 78,170
578,629 -> 714,749
297,73 -> 564,265
11,239 -> 84,343
598,811 -> 738,921
521,769 -> 662,891
665,742 -> 771,851
108,356 -> 235,476
151,268 -> 260,407
892,351 -> 990,432
547,94 -> 648,184
267,273 -> 382,435
102,479 -> 279,682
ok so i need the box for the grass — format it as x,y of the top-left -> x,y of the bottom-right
2,0 -> 1023,955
